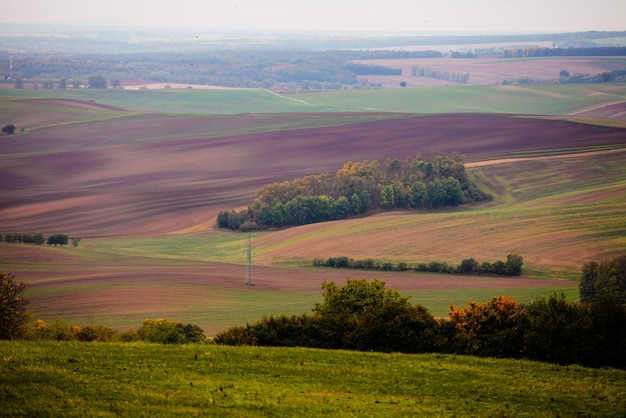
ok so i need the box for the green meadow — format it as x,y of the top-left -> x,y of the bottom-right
1,83 -> 625,116
2,340 -> 625,417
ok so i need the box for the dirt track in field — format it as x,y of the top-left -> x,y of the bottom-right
1,109 -> 625,238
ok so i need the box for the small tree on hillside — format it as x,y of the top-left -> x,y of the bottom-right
2,124 -> 16,135
0,273 -> 30,340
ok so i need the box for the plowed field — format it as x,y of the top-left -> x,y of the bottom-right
1,109 -> 624,237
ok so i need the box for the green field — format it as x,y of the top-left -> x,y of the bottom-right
2,340 -> 625,417
2,83 -> 625,116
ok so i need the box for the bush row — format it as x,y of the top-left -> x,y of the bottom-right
25,318 -> 206,344
215,279 -> 626,369
1,233 -> 80,247
313,254 -> 524,276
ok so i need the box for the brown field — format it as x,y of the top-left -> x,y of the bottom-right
0,243 -> 578,334
1,99 -> 624,332
572,101 -> 626,120
355,56 -> 626,87
2,107 -> 625,237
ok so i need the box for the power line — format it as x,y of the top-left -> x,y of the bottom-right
245,233 -> 254,286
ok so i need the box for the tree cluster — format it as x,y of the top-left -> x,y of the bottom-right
502,70 -> 626,86
27,318 -> 206,344
314,254 -> 524,277
215,277 -> 626,369
1,233 -> 80,247
504,46 -> 626,58
2,124 -> 16,135
411,66 -> 470,83
218,153 -> 491,231
1,232 -> 46,245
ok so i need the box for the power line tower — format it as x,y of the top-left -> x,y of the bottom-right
245,233 -> 254,286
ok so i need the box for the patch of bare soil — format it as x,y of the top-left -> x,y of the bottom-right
355,56 -> 626,85
571,101 -> 626,120
1,113 -> 624,237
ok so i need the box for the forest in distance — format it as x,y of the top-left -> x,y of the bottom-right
2,29 -> 626,90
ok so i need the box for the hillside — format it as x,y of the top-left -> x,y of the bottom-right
1,108 -> 624,237
3,341 -> 625,416
1,88 -> 624,333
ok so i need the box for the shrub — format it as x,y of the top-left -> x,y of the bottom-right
74,324 -> 116,342
449,295 -> 525,357
136,319 -> 205,344
580,255 -> 626,303
0,273 -> 30,340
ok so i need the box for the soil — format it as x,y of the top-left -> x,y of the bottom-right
1,109 -> 624,238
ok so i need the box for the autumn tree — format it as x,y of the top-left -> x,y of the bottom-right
449,295 -> 525,357
0,273 -> 30,340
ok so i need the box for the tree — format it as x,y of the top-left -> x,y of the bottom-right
0,273 -> 30,340
459,258 -> 479,274
449,295 -> 524,357
522,293 -> 591,365
88,75 -> 107,89
2,124 -> 16,135
47,234 -> 69,246
559,69 -> 570,78
332,195 -> 350,219
410,181 -> 428,207
349,193 -> 362,214
580,255 -> 626,303
505,253 -> 524,276
312,279 -> 438,352
110,79 -> 121,88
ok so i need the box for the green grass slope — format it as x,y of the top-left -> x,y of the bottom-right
286,84 -> 626,115
2,341 -> 625,417
2,83 -> 625,116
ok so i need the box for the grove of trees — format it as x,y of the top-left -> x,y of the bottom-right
1,233 -> 79,247
218,152 -> 491,231
315,253 -> 524,277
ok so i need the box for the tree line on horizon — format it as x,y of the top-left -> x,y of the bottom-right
218,152 -> 491,231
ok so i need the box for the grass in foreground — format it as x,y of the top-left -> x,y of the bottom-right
2,340 -> 625,417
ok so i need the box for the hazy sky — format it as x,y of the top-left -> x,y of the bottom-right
5,0 -> 626,33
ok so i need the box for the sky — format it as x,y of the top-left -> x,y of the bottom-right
4,0 -> 626,33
